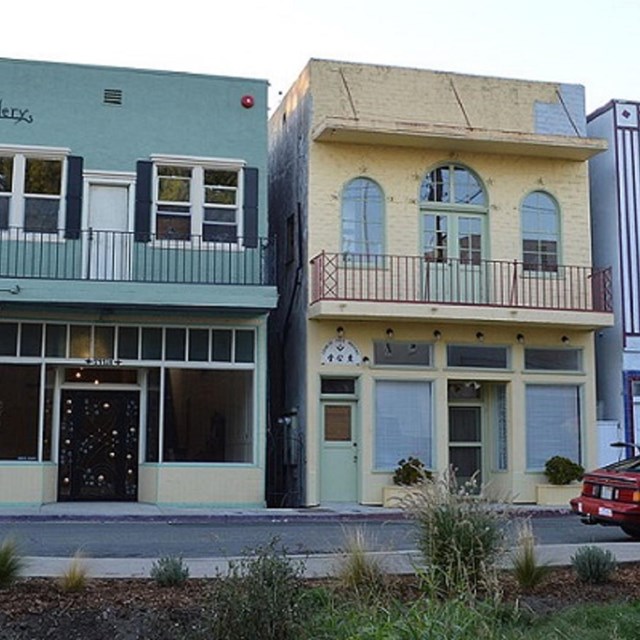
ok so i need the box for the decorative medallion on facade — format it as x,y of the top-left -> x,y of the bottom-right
321,338 -> 362,365
616,103 -> 638,128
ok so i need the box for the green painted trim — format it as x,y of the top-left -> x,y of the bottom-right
1,279 -> 278,310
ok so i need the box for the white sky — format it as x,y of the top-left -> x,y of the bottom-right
2,0 -> 639,114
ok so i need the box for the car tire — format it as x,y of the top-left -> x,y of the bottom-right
621,525 -> 640,539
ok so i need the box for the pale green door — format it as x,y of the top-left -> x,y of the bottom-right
422,213 -> 485,304
320,403 -> 358,502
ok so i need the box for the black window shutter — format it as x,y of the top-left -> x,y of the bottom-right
135,160 -> 153,242
243,167 -> 259,248
64,156 -> 83,239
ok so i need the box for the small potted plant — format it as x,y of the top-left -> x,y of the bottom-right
536,455 -> 584,506
383,457 -> 431,507
393,457 -> 429,486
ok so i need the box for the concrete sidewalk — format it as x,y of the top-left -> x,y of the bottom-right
20,541 -> 640,579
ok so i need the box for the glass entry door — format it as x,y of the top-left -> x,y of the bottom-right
448,405 -> 482,491
422,213 -> 485,304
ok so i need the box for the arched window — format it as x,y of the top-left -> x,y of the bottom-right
521,191 -> 560,272
419,164 -> 487,264
341,178 -> 384,258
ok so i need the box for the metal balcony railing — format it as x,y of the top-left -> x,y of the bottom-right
0,228 -> 275,286
310,252 -> 612,313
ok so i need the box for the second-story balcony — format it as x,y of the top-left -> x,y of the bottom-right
310,252 -> 613,328
0,228 -> 277,312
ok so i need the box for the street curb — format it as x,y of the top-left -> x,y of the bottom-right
0,511 -> 412,525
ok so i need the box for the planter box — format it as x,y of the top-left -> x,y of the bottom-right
536,483 -> 582,506
382,485 -> 422,508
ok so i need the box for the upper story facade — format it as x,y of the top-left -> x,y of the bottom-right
0,58 -> 276,313
588,100 -> 640,435
269,59 -> 612,330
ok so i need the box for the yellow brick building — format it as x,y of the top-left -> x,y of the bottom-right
267,59 -> 612,506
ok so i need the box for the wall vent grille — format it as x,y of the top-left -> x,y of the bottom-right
103,89 -> 123,105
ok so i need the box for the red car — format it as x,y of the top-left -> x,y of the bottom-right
570,454 -> 640,539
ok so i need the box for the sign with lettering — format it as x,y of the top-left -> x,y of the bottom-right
321,338 -> 362,366
0,99 -> 34,124
84,358 -> 122,367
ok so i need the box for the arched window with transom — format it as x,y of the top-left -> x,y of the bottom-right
341,177 -> 384,260
419,164 -> 487,264
521,191 -> 560,272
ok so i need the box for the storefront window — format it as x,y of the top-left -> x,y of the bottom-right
162,369 -> 253,463
146,368 -> 160,462
0,364 -> 39,460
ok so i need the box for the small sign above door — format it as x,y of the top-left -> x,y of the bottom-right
321,338 -> 362,365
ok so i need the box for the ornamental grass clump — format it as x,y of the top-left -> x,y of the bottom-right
510,517 -> 551,591
407,469 -> 508,599
571,545 -> 617,584
0,537 -> 25,589
336,525 -> 387,601
58,551 -> 89,593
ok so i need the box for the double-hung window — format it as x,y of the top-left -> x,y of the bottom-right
154,160 -> 241,243
341,177 -> 384,260
521,191 -> 560,272
0,151 -> 66,233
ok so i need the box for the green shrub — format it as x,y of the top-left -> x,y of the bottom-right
150,555 -> 189,587
409,469 -> 507,598
0,538 -> 24,589
544,455 -> 584,485
571,545 -> 617,584
393,457 -> 431,486
208,539 -> 308,640
510,518 -> 551,591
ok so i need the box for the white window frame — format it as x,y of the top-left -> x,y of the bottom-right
151,154 -> 245,245
0,145 -> 70,238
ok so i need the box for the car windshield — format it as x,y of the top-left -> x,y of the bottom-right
603,455 -> 640,472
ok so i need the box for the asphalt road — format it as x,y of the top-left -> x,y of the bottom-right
0,514 -> 634,558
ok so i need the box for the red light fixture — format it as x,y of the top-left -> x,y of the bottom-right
241,95 -> 255,109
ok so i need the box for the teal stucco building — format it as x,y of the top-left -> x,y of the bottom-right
0,58 -> 277,506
